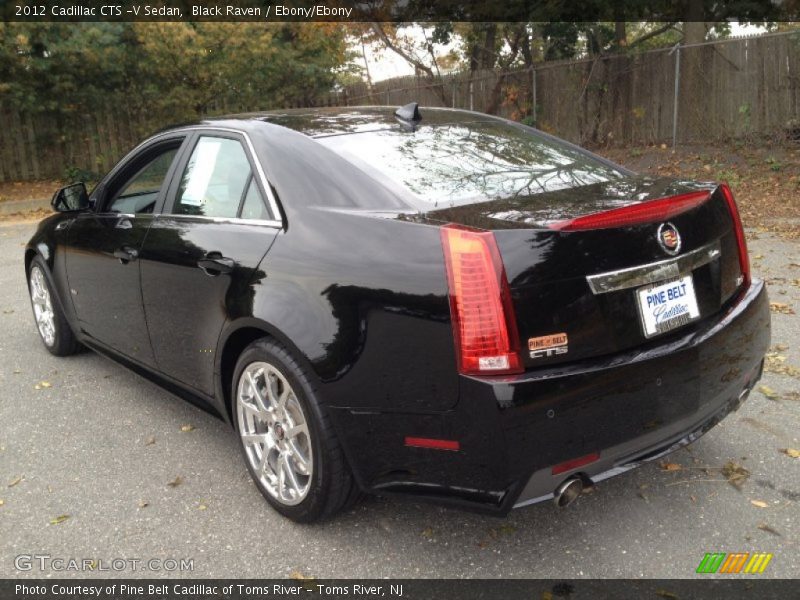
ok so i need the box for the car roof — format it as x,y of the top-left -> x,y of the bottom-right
163,106 -> 500,139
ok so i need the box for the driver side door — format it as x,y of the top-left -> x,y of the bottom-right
65,134 -> 187,366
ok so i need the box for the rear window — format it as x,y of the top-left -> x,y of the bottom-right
316,121 -> 624,209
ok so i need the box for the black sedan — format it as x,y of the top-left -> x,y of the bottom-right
25,104 -> 770,522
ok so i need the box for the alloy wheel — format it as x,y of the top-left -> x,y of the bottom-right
236,361 -> 313,505
29,265 -> 56,347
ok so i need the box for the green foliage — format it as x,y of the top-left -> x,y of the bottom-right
0,23 -> 350,124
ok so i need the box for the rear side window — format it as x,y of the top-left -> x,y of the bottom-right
317,121 -> 624,208
173,136 -> 266,219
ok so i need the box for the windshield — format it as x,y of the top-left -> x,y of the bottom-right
316,121 -> 625,209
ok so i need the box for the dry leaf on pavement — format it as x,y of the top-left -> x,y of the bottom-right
49,514 -> 70,525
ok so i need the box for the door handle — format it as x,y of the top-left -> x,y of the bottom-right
113,246 -> 138,264
197,254 -> 235,276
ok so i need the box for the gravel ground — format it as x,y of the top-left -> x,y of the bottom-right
0,219 -> 797,579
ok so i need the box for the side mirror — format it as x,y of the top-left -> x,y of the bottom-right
51,182 -> 90,212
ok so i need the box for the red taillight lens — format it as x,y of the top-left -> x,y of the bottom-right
551,190 -> 711,231
719,183 -> 751,290
440,224 -> 522,375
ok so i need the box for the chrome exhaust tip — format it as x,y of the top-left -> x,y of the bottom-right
553,476 -> 584,508
738,388 -> 750,404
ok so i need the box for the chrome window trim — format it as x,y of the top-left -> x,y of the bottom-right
156,125 -> 284,228
586,240 -> 721,295
154,213 -> 282,229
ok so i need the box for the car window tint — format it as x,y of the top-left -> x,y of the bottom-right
317,122 -> 624,209
239,179 -> 270,221
109,147 -> 178,214
174,136 -> 252,218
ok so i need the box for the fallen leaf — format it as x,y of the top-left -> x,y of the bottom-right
289,570 -> 314,581
779,448 -> 800,458
8,476 -> 23,488
137,500 -> 149,509
0,499 -> 4,506
180,424 -> 195,432
758,385 -> 780,400
421,527 -> 434,539
496,524 -> 516,535
660,462 -> 682,471
2,309 -> 14,314
49,514 -> 70,525
12,369 -> 20,374
655,591 -> 679,600
770,302 -> 795,315
689,495 -> 697,503
722,461 -> 750,489
750,499 -> 769,508
34,380 -> 52,390
167,476 -> 183,488
144,436 -> 156,446
197,501 -> 207,511
757,523 -> 781,536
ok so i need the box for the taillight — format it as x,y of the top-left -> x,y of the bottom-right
440,224 -> 522,375
551,190 -> 711,231
719,183 -> 751,290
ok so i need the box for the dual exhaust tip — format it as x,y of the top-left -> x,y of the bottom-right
553,382 -> 755,508
553,476 -> 584,508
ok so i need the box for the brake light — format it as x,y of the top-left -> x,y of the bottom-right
719,183 -> 751,289
551,190 -> 711,231
440,224 -> 522,375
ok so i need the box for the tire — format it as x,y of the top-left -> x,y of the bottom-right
27,256 -> 81,356
232,338 -> 360,522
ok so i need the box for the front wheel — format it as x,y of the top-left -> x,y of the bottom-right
27,257 -> 81,356
232,338 -> 359,522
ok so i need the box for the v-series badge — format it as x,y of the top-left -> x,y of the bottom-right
529,333 -> 569,359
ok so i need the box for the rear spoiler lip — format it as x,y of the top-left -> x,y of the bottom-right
549,189 -> 715,232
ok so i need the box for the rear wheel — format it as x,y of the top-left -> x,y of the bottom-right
27,257 -> 81,356
232,338 -> 359,522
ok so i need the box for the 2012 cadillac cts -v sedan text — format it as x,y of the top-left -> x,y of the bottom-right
26,104 -> 770,522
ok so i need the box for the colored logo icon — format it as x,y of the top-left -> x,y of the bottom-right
696,552 -> 773,574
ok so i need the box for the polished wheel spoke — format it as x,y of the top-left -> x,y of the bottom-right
236,360 -> 313,506
29,266 -> 56,347
240,432 -> 270,448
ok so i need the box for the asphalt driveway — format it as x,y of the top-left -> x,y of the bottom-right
1,219 -> 798,579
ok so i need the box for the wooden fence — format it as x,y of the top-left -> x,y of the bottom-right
1,30 -> 799,183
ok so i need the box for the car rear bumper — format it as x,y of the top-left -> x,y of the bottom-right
331,279 -> 770,514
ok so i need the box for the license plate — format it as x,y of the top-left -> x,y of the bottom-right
636,275 -> 700,338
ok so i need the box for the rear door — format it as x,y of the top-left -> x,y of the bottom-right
65,135 -> 187,365
139,130 -> 282,395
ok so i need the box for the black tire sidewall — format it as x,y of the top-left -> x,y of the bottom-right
232,340 -> 332,522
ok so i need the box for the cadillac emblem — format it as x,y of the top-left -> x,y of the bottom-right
657,222 -> 681,255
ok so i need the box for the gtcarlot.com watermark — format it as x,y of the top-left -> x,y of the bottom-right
15,554 -> 194,573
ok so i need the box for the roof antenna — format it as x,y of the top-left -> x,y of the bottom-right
395,102 -> 421,122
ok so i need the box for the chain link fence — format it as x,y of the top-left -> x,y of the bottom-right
331,30 -> 800,149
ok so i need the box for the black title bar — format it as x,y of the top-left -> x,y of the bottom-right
3,0 -> 798,22
3,579 -> 799,600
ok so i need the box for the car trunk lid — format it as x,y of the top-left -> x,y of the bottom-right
428,176 -> 748,370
